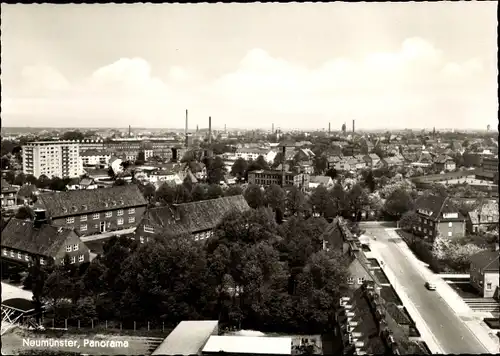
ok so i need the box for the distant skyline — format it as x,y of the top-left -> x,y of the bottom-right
1,3 -> 498,130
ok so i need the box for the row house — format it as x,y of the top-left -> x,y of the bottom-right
1,214 -> 90,266
235,147 -> 269,161
363,154 -> 381,168
413,195 -> 466,240
466,199 -> 499,234
34,185 -> 147,235
376,155 -> 405,169
135,195 -> 250,243
80,149 -> 111,167
247,169 -> 310,189
1,179 -> 18,207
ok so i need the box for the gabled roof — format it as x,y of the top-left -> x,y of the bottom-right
310,176 -> 332,185
1,218 -> 77,257
469,250 -> 499,272
36,185 -> 147,218
414,195 -> 464,221
80,149 -> 110,157
468,199 -> 499,225
143,195 -> 251,234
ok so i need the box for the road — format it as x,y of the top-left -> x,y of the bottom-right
365,228 -> 489,355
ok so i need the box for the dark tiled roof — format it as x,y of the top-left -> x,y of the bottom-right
80,149 -> 110,156
36,185 -> 147,218
414,195 -> 464,221
1,218 -> 76,257
469,250 -> 499,272
143,195 -> 251,234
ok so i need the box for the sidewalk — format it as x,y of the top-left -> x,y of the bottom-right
386,229 -> 500,354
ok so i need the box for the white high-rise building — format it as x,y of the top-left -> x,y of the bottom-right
22,141 -> 84,178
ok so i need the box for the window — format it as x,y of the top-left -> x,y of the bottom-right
118,218 -> 124,225
79,255 -> 84,263
10,251 -> 14,257
93,213 -> 99,220
66,245 -> 72,252
448,222 -> 453,227
80,224 -> 87,232
40,258 -> 45,265
17,252 -> 22,259
2,249 -> 6,256
25,254 -> 29,262
140,237 -> 144,244
128,217 -> 135,223
105,211 -> 112,218
144,225 -> 154,233
448,232 -> 452,237
66,217 -> 75,224
424,228 -> 427,234
357,277 -> 365,284
128,208 -> 135,214
117,209 -> 124,216
70,256 -> 76,264
73,244 -> 79,251
80,215 -> 87,221
486,283 -> 492,290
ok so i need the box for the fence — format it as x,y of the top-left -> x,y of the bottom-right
27,313 -> 172,334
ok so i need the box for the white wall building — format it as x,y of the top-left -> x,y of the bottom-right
80,149 -> 111,166
22,141 -> 84,178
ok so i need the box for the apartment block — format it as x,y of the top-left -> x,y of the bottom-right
22,141 -> 84,178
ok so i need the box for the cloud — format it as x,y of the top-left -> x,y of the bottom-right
3,37 -> 497,129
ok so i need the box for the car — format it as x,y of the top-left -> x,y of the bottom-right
425,281 -> 436,290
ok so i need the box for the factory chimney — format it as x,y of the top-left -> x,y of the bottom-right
208,116 -> 212,144
128,125 -> 131,137
328,122 -> 331,135
272,123 -> 275,134
225,123 -> 227,133
185,109 -> 188,136
352,119 -> 355,133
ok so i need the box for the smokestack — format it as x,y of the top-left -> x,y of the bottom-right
328,122 -> 331,134
224,124 -> 227,133
208,116 -> 212,144
196,124 -> 199,133
185,109 -> 188,136
352,119 -> 355,133
272,123 -> 275,134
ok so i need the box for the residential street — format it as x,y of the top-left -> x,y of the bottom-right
365,228 -> 490,355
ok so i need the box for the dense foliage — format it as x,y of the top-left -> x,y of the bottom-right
26,209 -> 349,333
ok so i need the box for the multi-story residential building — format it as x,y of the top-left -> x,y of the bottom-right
135,195 -> 250,243
34,185 -> 147,235
247,169 -> 310,189
413,195 -> 466,240
235,147 -> 269,161
433,155 -> 456,172
80,149 -> 111,167
1,179 -> 18,207
22,141 -> 84,178
466,199 -> 499,234
476,155 -> 499,183
78,139 -> 105,151
469,245 -> 499,298
1,212 -> 90,266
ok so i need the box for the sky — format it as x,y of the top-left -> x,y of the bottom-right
1,2 -> 498,130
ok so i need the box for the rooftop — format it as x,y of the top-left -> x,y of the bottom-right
202,335 -> 292,355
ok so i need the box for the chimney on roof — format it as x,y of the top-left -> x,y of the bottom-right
208,116 -> 212,144
33,208 -> 47,228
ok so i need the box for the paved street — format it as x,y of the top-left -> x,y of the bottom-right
365,228 -> 490,355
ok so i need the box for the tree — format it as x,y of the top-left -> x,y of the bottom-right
264,184 -> 286,211
192,184 -> 208,201
61,131 -> 85,141
286,186 -> 307,217
329,183 -> 346,217
120,160 -> 131,170
309,185 -> 333,218
231,158 -> 248,181
183,175 -> 193,192
272,151 -> 284,169
243,184 -> 265,209
399,211 -> 420,231
365,170 -> 375,192
347,184 -> 370,220
48,177 -> 68,191
155,183 -> 176,205
255,155 -> 270,171
313,156 -> 328,175
207,184 -> 224,200
36,175 -> 51,189
5,171 -> 16,184
113,178 -> 127,186
0,156 -> 10,170
383,188 -> 414,220
173,184 -> 192,204
225,185 -> 243,197
142,183 -> 156,203
15,206 -> 35,220
207,156 -> 227,184
325,168 -> 337,180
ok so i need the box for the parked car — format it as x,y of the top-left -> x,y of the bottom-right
425,281 -> 436,291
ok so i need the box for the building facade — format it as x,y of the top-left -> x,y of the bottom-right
34,185 -> 147,236
22,141 -> 84,178
470,247 -> 499,298
247,170 -> 310,189
1,180 -> 18,207
80,149 -> 111,167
